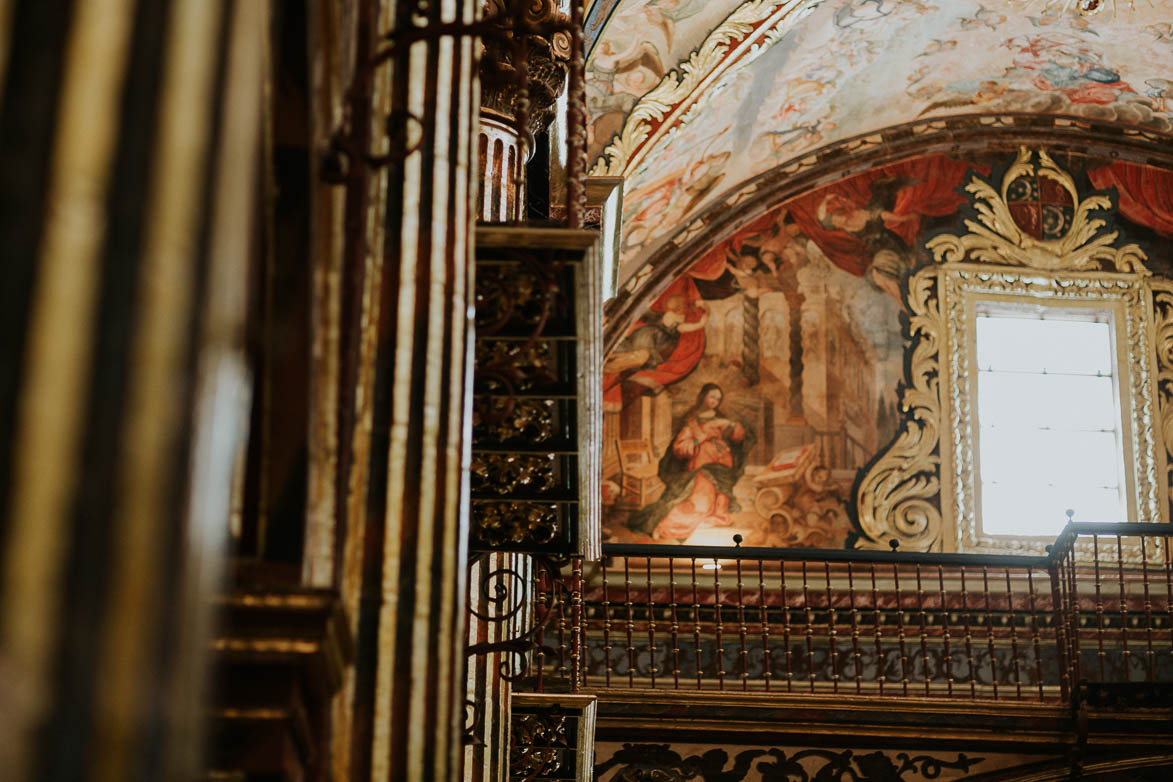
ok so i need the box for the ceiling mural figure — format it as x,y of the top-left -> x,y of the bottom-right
586,0 -> 1173,284
600,150 -> 1173,552
585,0 -> 745,156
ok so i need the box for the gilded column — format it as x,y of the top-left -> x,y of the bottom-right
476,0 -> 571,222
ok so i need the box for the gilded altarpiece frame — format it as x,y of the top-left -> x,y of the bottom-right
855,147 -> 1173,555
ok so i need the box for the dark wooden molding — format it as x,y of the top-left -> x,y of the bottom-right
207,588 -> 353,782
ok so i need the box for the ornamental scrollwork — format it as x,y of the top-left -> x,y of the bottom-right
472,501 -> 562,548
471,453 -> 558,496
924,146 -> 1149,275
509,710 -> 569,782
472,398 -> 557,445
475,264 -> 554,336
475,339 -> 560,393
854,268 -> 944,552
1153,284 -> 1173,519
466,552 -> 575,684
594,744 -> 984,782
856,147 -> 1164,553
946,269 -> 1162,554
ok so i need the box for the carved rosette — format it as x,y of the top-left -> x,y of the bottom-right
855,147 -> 1166,552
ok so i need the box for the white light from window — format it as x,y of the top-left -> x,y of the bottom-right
975,309 -> 1127,536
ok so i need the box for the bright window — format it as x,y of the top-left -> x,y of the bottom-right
974,307 -> 1128,536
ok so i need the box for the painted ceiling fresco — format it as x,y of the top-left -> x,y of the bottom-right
600,149 -> 1173,550
585,0 -> 1173,283
585,0 -> 746,155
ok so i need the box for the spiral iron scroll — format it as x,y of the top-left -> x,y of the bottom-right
466,553 -> 571,685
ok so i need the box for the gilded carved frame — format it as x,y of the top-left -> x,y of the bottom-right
942,265 -> 1161,554
855,147 -> 1173,553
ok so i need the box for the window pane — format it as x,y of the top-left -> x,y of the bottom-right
976,315 -> 1114,375
977,372 -> 1117,432
982,482 -> 1125,535
979,428 -> 1121,487
974,308 -> 1127,539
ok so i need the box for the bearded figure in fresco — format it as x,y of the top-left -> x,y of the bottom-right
628,384 -> 754,543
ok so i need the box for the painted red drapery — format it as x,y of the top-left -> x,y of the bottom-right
786,155 -> 986,277
604,156 -> 987,406
603,275 -> 707,407
1088,162 -> 1173,240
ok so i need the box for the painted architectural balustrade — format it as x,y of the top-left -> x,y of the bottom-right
523,523 -> 1173,705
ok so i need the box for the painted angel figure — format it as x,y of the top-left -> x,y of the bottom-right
815,175 -> 921,301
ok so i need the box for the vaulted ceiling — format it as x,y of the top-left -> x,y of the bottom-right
585,0 -> 1173,290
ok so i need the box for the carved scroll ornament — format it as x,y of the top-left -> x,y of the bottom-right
854,270 -> 944,551
1152,285 -> 1173,519
925,147 -> 1148,275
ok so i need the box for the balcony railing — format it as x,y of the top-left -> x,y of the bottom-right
525,523 -> 1173,705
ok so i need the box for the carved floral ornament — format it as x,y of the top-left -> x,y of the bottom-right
856,147 -> 1173,553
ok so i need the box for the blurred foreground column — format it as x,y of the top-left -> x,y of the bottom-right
0,1 -> 265,780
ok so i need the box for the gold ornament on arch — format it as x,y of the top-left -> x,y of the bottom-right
925,147 -> 1149,275
856,145 -> 1170,554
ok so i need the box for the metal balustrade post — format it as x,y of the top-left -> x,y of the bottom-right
1048,545 -> 1069,701
646,557 -> 657,688
759,560 -> 772,692
1027,568 -> 1045,701
1141,536 -> 1156,682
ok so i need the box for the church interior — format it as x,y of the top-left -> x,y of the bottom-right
3,0 -> 1173,780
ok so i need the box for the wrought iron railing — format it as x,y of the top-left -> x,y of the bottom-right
525,523 -> 1173,705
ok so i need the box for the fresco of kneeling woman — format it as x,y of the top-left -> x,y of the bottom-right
628,383 -> 753,543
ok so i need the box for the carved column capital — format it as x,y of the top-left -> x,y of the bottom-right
479,0 -> 571,139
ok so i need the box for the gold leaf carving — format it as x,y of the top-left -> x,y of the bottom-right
472,398 -> 556,444
945,267 -> 1162,554
472,501 -> 561,547
854,269 -> 943,551
471,453 -> 558,496
856,147 -> 1163,553
1153,284 -> 1173,516
925,147 -> 1150,274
